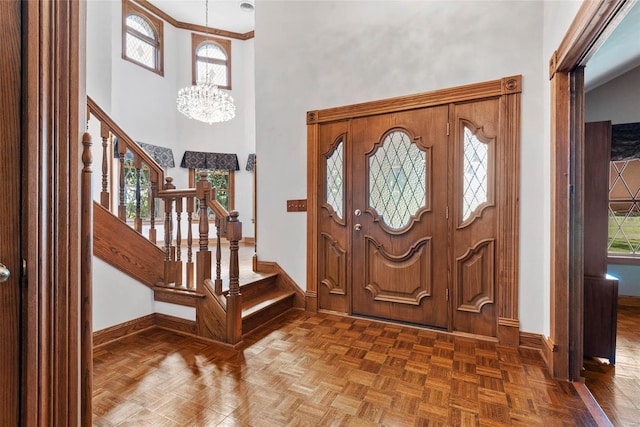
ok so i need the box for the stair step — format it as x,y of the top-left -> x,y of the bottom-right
241,289 -> 295,334
236,273 -> 279,300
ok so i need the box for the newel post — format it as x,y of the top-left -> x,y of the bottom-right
196,172 -> 212,292
226,210 -> 243,344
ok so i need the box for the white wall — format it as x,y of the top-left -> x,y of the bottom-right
540,0 -> 584,335
585,65 -> 640,124
93,258 -> 154,331
255,0 -> 560,334
87,0 -> 255,330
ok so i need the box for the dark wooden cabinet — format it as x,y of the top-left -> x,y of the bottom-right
584,275 -> 618,363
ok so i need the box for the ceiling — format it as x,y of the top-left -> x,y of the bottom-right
147,0 -> 255,34
144,0 -> 638,89
585,1 -> 640,92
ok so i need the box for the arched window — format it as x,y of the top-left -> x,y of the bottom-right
192,33 -> 231,89
122,0 -> 164,75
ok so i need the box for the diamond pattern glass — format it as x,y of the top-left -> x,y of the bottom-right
608,159 -> 640,254
196,62 -> 227,86
462,127 -> 488,221
126,34 -> 155,69
125,15 -> 156,69
369,131 -> 426,230
326,140 -> 344,219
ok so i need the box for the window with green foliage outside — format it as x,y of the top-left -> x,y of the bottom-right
609,159 -> 640,255
123,160 -> 156,220
190,168 -> 234,219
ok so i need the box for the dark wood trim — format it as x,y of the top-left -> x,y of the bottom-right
22,0 -> 86,424
306,120 -> 320,313
496,83 -> 521,346
550,1 -> 635,77
308,76 -> 521,124
133,0 -> 254,41
93,314 -> 156,347
548,0 -> 631,381
573,382 -> 613,426
154,313 -> 197,335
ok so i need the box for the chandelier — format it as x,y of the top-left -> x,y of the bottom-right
176,0 -> 236,124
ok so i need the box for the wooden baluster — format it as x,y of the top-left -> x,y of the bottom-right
100,122 -> 110,209
226,210 -> 243,344
163,177 -> 175,286
117,140 -> 127,221
215,215 -> 222,295
175,197 -> 183,288
149,173 -> 157,244
186,196 -> 195,290
134,156 -> 143,233
196,172 -> 212,292
81,132 -> 93,425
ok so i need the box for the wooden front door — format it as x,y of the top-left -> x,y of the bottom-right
0,0 -> 22,424
311,76 -> 521,342
350,107 -> 449,327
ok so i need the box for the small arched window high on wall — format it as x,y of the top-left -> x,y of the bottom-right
122,0 -> 164,75
192,33 -> 231,89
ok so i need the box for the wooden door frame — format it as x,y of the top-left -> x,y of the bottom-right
307,76 -> 522,345
548,0 -> 634,380
21,0 -> 88,424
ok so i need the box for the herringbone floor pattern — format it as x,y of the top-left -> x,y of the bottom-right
93,310 -> 597,426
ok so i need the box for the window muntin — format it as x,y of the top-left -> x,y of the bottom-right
191,33 -> 231,89
122,0 -> 164,76
608,159 -> 640,255
122,161 -> 160,220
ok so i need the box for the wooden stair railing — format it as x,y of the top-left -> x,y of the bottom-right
156,172 -> 243,345
87,96 -> 164,242
87,98 -> 249,345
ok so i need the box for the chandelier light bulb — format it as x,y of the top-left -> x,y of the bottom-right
176,82 -> 236,124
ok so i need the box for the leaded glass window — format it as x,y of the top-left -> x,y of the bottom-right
369,131 -> 426,230
462,127 -> 488,221
192,33 -> 231,89
123,1 -> 163,75
608,159 -> 640,254
326,140 -> 344,219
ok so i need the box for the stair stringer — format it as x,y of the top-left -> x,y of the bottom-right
93,201 -> 164,288
196,280 -> 230,342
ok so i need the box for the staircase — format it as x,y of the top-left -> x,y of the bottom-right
87,96 -> 303,345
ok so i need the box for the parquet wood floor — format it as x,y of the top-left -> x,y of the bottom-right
584,305 -> 640,427
93,310 -> 598,426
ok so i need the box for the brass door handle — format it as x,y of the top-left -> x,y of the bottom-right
354,224 -> 362,231
0,263 -> 10,283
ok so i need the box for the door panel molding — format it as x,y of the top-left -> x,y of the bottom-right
320,233 -> 347,295
364,236 -> 432,305
455,239 -> 495,313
